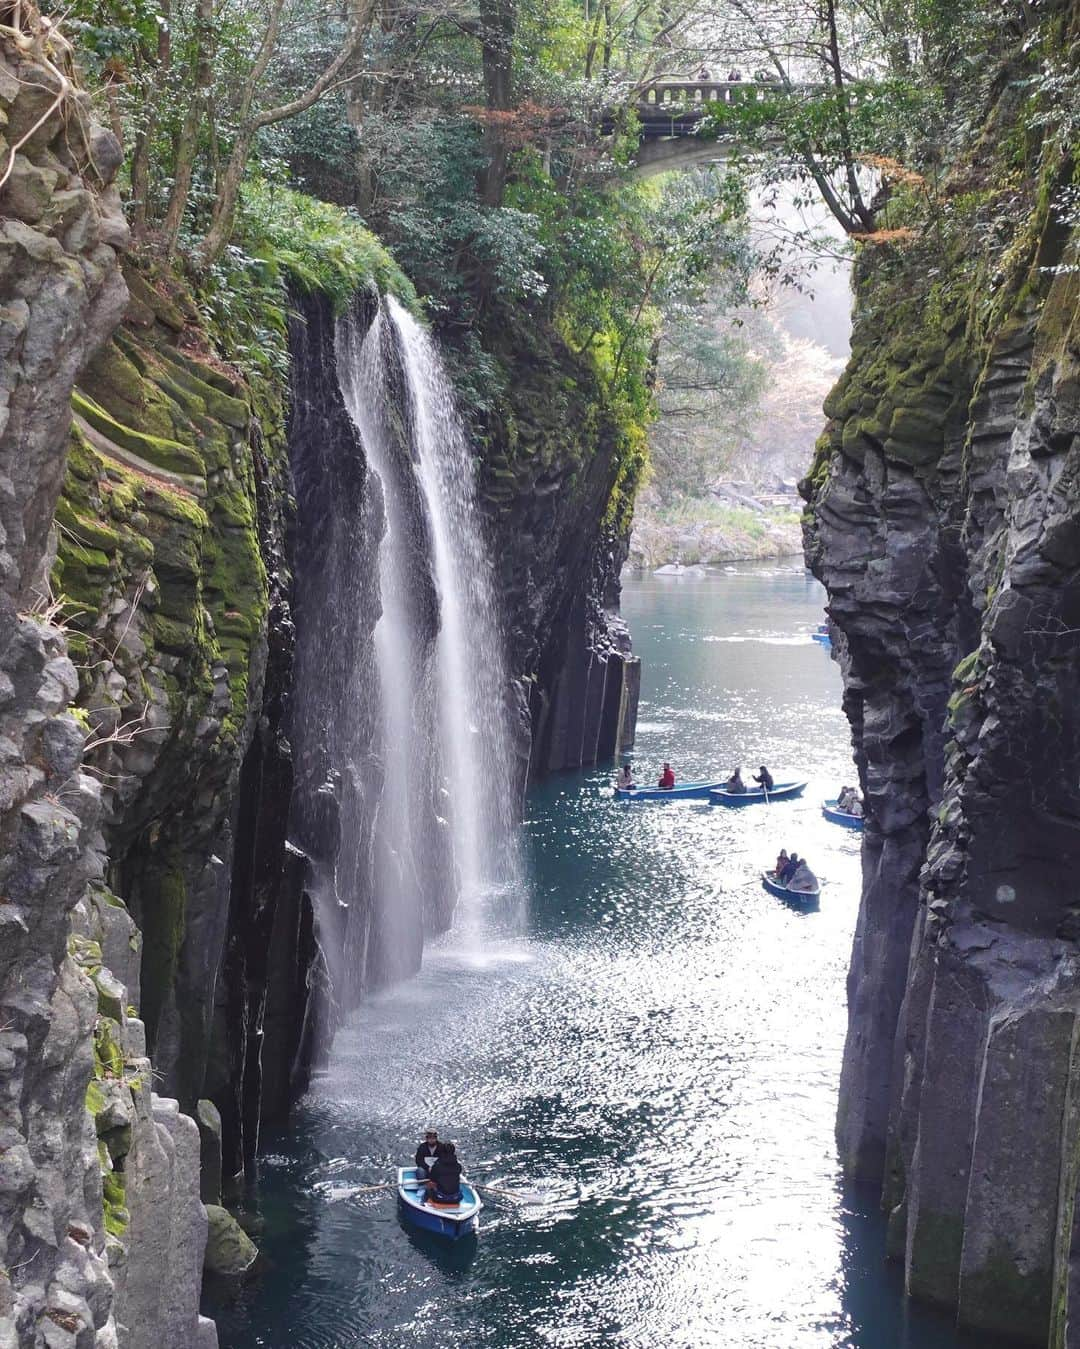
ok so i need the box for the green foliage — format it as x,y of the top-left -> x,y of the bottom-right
197,183 -> 417,384
48,0 -> 163,64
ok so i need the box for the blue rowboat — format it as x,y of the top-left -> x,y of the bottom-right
397,1167 -> 482,1239
615,780 -> 724,801
812,631 -> 832,647
709,780 -> 807,805
762,870 -> 820,903
822,798 -> 863,829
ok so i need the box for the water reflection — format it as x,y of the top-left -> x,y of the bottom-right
208,563 -> 966,1349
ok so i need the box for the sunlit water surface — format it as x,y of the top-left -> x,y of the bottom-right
208,563 -> 970,1349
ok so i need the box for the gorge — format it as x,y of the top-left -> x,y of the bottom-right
4,0 -> 1080,1345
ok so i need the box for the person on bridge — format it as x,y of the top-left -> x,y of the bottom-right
424,1142 -> 464,1205
728,68 -> 742,82
658,762 -> 676,790
753,765 -> 775,793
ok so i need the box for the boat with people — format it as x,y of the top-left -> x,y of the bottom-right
709,779 -> 807,805
397,1166 -> 482,1239
615,779 -> 725,801
822,797 -> 863,830
761,870 -> 821,903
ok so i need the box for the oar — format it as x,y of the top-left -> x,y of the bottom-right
344,1181 -> 396,1195
472,1182 -> 541,1203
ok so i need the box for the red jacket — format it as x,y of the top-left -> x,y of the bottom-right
659,768 -> 675,789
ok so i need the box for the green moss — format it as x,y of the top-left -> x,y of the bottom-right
952,650 -> 982,684
54,496 -> 122,553
102,1166 -> 129,1237
81,341 -> 180,443
93,1017 -> 124,1078
72,390 -> 206,480
960,1243 -> 1051,1344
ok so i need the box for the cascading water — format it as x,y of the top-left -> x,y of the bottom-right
385,297 -> 518,916
332,295 -> 519,978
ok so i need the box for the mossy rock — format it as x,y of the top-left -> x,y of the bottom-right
54,496 -> 122,553
73,390 -> 206,480
204,1205 -> 258,1276
80,342 -> 181,443
102,1166 -> 129,1237
152,347 -> 249,429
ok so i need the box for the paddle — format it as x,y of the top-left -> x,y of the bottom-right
344,1182 -> 396,1196
471,1182 -> 542,1204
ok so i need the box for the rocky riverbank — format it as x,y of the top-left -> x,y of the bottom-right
629,493 -> 803,568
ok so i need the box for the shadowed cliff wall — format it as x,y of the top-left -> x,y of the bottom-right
805,21 -> 1080,1341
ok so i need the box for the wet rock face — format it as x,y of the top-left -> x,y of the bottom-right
806,149 -> 1080,1341
475,322 -> 640,779
0,17 -> 215,1349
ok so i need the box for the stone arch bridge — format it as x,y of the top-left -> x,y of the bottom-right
624,79 -> 817,177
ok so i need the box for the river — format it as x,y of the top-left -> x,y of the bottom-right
207,563 -> 972,1349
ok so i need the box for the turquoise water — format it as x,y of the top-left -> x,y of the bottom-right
208,563 -> 971,1349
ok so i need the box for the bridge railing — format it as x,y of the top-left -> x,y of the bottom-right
637,80 -> 797,109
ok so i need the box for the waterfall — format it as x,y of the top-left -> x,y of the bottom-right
332,295 -> 518,979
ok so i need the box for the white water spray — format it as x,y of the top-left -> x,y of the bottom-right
335,297 -> 519,971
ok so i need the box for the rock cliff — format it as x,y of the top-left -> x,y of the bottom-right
0,14 -> 216,1348
805,27 -> 1080,1343
477,314 -> 641,776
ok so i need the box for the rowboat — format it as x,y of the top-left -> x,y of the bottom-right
822,798 -> 863,830
397,1167 -> 482,1239
812,631 -> 832,647
615,780 -> 724,801
762,870 -> 820,902
709,780 -> 807,805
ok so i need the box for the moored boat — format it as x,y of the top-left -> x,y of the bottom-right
709,779 -> 807,805
396,1166 -> 482,1239
761,870 -> 820,902
822,798 -> 863,830
615,780 -> 724,801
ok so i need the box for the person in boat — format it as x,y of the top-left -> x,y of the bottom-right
616,761 -> 635,790
838,785 -> 854,811
772,848 -> 789,878
726,766 -> 745,793
787,856 -> 818,892
424,1141 -> 463,1205
753,765 -> 774,793
658,762 -> 676,789
779,851 -> 799,884
848,795 -> 864,817
415,1129 -> 445,1177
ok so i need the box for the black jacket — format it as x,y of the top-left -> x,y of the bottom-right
754,769 -> 774,791
415,1142 -> 444,1170
429,1155 -> 463,1196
